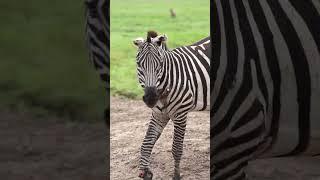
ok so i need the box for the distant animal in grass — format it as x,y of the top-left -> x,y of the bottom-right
170,8 -> 176,18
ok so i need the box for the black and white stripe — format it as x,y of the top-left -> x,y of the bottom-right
85,0 -> 109,88
133,32 -> 210,179
212,0 -> 320,179
84,0 -> 109,127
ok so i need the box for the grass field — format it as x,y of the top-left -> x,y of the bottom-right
0,1 -> 105,121
110,0 -> 210,98
0,0 -> 209,120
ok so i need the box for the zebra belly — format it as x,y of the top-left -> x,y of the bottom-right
192,96 -> 210,111
265,110 -> 320,157
263,63 -> 320,157
192,81 -> 210,111
305,88 -> 320,156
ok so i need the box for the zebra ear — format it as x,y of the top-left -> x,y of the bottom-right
151,34 -> 168,46
133,37 -> 145,47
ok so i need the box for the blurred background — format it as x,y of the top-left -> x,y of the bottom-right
110,0 -> 210,98
0,0 -> 105,121
0,1 -> 106,179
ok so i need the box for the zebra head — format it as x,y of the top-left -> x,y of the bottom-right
133,31 -> 168,108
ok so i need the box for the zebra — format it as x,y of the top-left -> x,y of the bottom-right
84,0 -> 110,177
84,0 -> 109,89
212,0 -> 320,179
133,31 -> 211,179
84,0 -> 109,125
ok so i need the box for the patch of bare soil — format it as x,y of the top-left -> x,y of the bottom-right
0,110 -> 107,180
110,96 -> 320,180
110,96 -> 210,179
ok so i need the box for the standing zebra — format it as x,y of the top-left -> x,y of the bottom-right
133,31 -> 210,179
212,0 -> 320,179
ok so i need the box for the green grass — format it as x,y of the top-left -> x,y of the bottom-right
0,0 -> 209,120
0,1 -> 105,121
111,0 -> 209,98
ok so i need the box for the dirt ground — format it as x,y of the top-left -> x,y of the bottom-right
0,109 -> 107,180
111,96 -> 320,180
110,96 -> 210,180
1,97 -> 320,180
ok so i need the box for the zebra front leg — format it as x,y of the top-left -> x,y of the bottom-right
172,114 -> 187,180
139,112 -> 169,179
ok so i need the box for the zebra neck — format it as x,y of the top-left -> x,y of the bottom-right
157,50 -> 177,94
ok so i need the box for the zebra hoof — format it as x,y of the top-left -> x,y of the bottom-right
138,169 -> 153,180
172,173 -> 181,180
172,175 -> 181,180
144,170 -> 153,180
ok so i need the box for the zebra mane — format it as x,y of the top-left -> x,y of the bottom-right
147,31 -> 158,43
161,42 -> 169,51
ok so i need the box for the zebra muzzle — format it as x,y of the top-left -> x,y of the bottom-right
143,86 -> 159,108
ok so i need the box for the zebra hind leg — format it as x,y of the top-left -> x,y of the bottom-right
172,115 -> 187,180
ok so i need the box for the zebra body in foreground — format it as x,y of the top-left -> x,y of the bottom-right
212,0 -> 320,179
133,31 -> 210,179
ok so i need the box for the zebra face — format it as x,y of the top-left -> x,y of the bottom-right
133,34 -> 167,108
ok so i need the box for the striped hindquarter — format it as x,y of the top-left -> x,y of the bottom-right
212,0 -> 320,179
